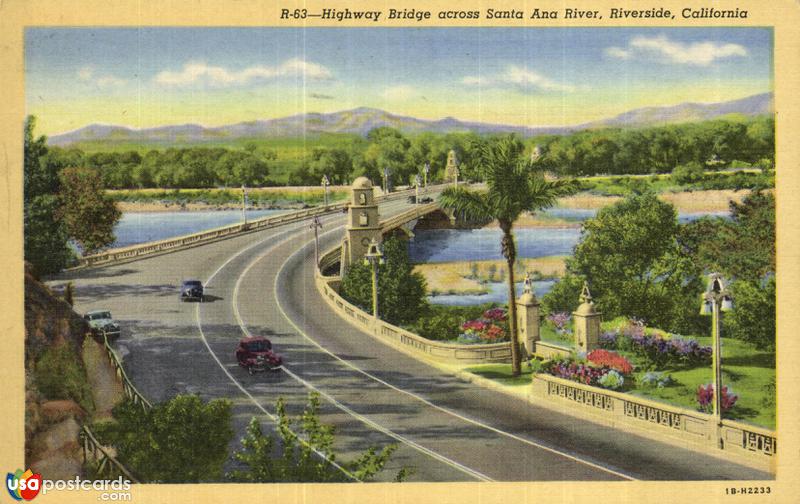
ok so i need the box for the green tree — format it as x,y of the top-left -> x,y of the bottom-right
679,191 -> 775,282
339,237 -> 427,326
24,194 -> 74,275
552,192 -> 705,333
229,393 -> 398,482
24,116 -> 73,275
105,395 -> 233,483
59,167 -> 122,254
724,277 -> 775,352
439,135 -> 577,375
671,161 -> 705,184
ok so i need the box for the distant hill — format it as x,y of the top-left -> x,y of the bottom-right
581,92 -> 773,129
48,92 -> 773,146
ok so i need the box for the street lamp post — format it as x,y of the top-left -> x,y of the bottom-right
310,216 -> 323,267
700,273 -> 733,448
414,174 -> 421,204
382,167 -> 390,194
424,162 -> 430,188
321,175 -> 330,207
241,185 -> 248,225
363,239 -> 384,320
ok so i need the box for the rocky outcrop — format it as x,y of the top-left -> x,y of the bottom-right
24,263 -> 93,475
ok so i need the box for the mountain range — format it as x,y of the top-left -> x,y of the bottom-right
48,92 -> 773,146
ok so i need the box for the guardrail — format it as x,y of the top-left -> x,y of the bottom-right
77,334 -> 152,482
315,263 -> 512,364
531,372 -> 776,470
75,184 -> 444,270
80,425 -> 140,483
100,334 -> 152,412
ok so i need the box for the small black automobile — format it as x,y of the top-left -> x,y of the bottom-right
180,280 -> 205,302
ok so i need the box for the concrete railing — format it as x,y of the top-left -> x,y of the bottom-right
316,269 -> 512,365
76,184 -> 447,270
380,201 -> 441,233
531,373 -> 776,469
534,340 -> 573,360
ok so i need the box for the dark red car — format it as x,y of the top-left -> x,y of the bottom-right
236,337 -> 283,374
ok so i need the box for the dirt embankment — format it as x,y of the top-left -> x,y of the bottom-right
25,265 -> 124,479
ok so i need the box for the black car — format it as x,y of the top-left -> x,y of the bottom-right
180,280 -> 205,302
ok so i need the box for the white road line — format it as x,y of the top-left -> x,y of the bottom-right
194,216 -> 360,482
270,233 -> 638,482
230,224 -> 493,482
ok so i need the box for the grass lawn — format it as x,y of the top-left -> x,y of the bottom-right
463,363 -> 533,387
625,335 -> 775,429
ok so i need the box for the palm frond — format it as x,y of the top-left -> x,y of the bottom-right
438,186 -> 492,221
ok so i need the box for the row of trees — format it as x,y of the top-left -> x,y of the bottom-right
48,116 -> 773,191
24,117 -> 121,275
542,190 -> 776,351
533,116 -> 774,176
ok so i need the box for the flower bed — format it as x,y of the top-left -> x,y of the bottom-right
600,319 -> 711,367
542,349 -> 632,391
457,308 -> 509,345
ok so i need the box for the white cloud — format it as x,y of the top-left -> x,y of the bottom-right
606,35 -> 748,66
154,58 -> 333,87
604,47 -> 632,60
76,67 -> 126,87
461,65 -> 576,93
382,85 -> 417,100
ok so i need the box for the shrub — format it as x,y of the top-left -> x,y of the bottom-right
640,371 -> 674,389
599,330 -> 619,349
34,342 -> 93,413
614,318 -> 711,367
696,384 -> 738,413
672,161 -> 705,184
597,370 -> 625,390
546,312 -> 571,333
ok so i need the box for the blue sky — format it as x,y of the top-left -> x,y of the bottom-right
25,27 -> 773,135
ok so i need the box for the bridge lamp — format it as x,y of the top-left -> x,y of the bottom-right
424,162 -> 430,188
363,239 -> 384,320
699,273 -> 733,447
310,216 -> 323,267
415,174 -> 422,204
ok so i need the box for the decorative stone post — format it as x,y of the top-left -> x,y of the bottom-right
516,273 -> 540,356
573,282 -> 601,353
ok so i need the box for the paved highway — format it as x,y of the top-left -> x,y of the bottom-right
55,197 -> 771,482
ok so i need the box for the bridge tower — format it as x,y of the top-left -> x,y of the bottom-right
341,176 -> 382,275
444,149 -> 459,182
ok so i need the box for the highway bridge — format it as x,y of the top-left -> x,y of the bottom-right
53,190 -> 771,482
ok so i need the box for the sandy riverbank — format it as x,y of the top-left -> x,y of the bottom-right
558,189 -> 755,212
414,256 -> 567,296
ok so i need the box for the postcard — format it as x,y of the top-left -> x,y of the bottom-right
1,0 -> 797,503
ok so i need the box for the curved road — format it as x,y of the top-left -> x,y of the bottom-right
55,197 -> 771,482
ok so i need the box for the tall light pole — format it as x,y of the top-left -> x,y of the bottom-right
363,239 -> 384,320
310,216 -> 323,267
321,175 -> 330,207
414,174 -> 421,204
424,162 -> 430,188
241,184 -> 248,225
700,273 -> 733,448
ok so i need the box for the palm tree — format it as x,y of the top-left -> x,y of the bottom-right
439,136 -> 577,376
